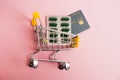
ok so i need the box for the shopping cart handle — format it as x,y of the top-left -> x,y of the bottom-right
31,11 -> 40,26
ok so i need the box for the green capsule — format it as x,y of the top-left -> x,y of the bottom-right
49,17 -> 57,21
62,38 -> 70,43
61,28 -> 70,32
61,34 -> 68,37
61,23 -> 69,27
64,39 -> 70,41
61,17 -> 70,21
49,23 -> 57,27
49,40 -> 57,43
49,40 -> 54,43
49,33 -> 58,37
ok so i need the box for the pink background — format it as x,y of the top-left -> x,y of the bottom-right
0,0 -> 120,80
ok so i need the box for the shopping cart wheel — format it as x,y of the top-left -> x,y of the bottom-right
29,59 -> 38,68
64,62 -> 70,70
58,62 -> 65,70
58,62 -> 70,70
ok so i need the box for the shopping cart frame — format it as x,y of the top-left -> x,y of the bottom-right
29,12 -> 79,70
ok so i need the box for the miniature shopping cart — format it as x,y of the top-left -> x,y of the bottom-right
29,12 -> 79,70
